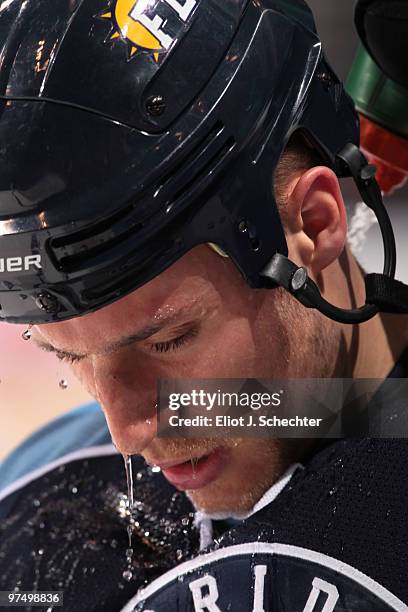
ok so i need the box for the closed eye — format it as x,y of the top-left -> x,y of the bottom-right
54,328 -> 199,360
40,321 -> 200,363
55,352 -> 85,365
150,327 -> 198,353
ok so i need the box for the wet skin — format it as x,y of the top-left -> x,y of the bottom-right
33,245 -> 313,514
33,167 -> 408,513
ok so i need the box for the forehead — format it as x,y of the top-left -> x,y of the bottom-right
33,246 -> 225,351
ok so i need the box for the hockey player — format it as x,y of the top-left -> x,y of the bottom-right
0,0 -> 407,610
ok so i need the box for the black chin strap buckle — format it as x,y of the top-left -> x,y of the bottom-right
365,274 -> 408,314
261,253 -> 379,324
261,143 -> 408,324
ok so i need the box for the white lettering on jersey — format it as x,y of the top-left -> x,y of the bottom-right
126,543 -> 407,612
303,577 -> 340,612
189,575 -> 222,612
253,564 -> 267,612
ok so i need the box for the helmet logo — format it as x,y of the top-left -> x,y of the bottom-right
0,255 -> 42,273
99,0 -> 197,62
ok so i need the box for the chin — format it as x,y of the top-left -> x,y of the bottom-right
187,479 -> 264,516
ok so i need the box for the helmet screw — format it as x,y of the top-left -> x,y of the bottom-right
146,95 -> 166,117
35,292 -> 60,314
318,71 -> 333,89
291,268 -> 308,292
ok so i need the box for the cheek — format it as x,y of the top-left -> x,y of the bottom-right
190,440 -> 284,513
198,326 -> 257,377
70,361 -> 97,398
229,440 -> 277,476
187,316 -> 285,379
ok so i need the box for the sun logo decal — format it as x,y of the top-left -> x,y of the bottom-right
98,0 -> 198,63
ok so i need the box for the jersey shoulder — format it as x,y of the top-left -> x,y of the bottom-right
0,401 -> 111,494
128,439 -> 408,612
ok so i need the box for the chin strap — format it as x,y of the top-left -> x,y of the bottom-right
261,143 -> 408,324
365,274 -> 408,314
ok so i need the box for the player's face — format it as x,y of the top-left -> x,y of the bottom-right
33,245 -> 333,513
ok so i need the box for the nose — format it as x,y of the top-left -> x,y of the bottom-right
92,358 -> 158,455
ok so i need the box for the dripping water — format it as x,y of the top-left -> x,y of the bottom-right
191,457 -> 198,480
0,456 -> 200,602
123,454 -> 135,581
124,454 -> 134,513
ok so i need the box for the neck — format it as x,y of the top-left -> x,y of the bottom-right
327,248 -> 408,379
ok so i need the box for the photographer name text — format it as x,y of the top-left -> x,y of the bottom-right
167,414 -> 323,428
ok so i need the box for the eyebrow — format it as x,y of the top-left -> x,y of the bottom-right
32,307 -> 198,360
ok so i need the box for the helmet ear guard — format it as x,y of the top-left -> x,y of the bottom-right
260,143 -> 408,324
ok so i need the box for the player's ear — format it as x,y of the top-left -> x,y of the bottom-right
284,166 -> 347,278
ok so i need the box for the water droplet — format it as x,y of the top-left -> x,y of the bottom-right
122,570 -> 133,582
71,486 -> 78,494
37,549 -> 44,556
176,548 -> 183,561
123,455 -> 134,512
59,379 -> 68,390
85,540 -> 101,551
151,465 -> 161,473
191,457 -> 198,479
22,328 -> 32,341
126,525 -> 133,552
32,499 -> 40,507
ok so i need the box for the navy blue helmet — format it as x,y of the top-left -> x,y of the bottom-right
0,0 -> 405,324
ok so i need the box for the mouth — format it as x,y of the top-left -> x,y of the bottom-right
153,447 -> 230,491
